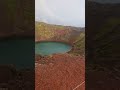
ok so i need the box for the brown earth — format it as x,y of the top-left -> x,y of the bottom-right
35,54 -> 85,90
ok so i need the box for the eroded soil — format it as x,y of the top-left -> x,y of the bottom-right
35,54 -> 85,90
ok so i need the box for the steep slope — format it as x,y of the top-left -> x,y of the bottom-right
35,22 -> 85,90
35,22 -> 84,41
72,32 -> 85,56
35,21 -> 85,55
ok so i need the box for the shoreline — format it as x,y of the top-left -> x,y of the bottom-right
35,40 -> 76,57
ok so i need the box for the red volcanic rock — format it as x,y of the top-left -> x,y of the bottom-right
35,54 -> 85,90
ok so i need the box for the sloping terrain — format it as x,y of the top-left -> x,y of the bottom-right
36,54 -> 85,90
35,22 -> 84,42
35,22 -> 85,90
35,22 -> 85,56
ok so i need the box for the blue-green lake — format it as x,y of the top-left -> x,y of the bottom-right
35,41 -> 72,56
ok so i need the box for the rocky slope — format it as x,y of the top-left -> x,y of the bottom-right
36,54 -> 85,90
35,21 -> 85,56
35,22 -> 85,90
35,21 -> 84,42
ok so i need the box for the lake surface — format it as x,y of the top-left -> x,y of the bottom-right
0,39 -> 34,69
35,41 -> 72,56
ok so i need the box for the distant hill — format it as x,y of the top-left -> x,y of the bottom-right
35,21 -> 84,31
35,21 -> 84,42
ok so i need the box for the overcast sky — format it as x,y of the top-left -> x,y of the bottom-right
35,0 -> 85,27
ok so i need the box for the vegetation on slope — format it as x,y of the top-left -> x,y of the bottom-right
72,32 -> 85,56
35,21 -> 85,56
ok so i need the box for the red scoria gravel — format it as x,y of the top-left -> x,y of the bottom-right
35,54 -> 85,90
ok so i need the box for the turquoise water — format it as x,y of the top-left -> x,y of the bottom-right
35,41 -> 72,56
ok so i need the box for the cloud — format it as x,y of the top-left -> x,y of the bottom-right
35,0 -> 85,27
